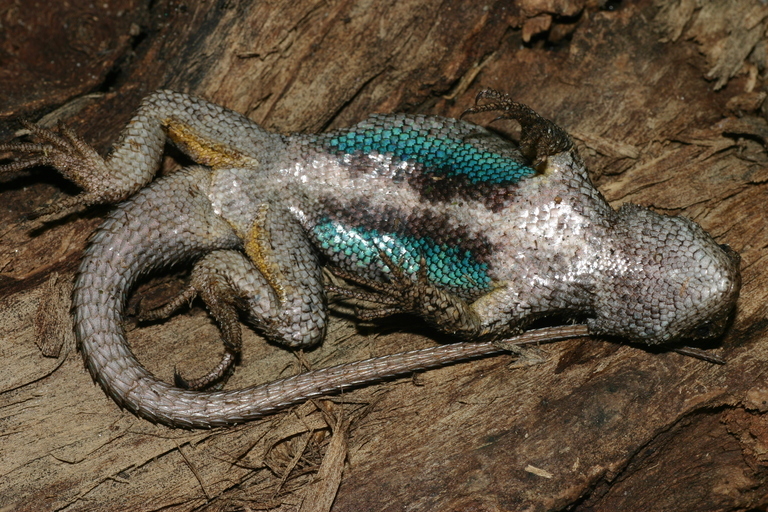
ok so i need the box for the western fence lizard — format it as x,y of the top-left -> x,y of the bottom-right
0,90 -> 740,428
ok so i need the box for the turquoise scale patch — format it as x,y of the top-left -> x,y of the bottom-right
314,221 -> 491,291
327,126 -> 535,185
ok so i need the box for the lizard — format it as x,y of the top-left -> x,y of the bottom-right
0,89 -> 741,428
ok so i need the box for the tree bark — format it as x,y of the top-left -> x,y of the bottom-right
1,0 -> 767,510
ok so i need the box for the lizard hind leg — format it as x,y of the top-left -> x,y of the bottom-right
140,244 -> 328,391
138,251 -> 247,390
0,121 -> 117,220
1,90 -> 281,222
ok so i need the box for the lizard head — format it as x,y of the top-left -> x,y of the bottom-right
464,90 -> 739,346
587,204 -> 740,345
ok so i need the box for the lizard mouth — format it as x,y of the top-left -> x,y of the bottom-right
680,244 -> 741,342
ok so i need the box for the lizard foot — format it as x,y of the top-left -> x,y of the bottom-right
0,121 -> 115,220
328,251 -> 481,338
463,89 -> 573,168
139,277 -> 242,391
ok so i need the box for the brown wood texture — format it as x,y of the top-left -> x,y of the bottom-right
1,0 -> 767,510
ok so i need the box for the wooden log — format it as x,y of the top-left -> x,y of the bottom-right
1,0 -> 766,510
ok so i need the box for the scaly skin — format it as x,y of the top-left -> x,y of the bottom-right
0,90 -> 740,428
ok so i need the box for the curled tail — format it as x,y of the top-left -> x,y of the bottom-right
74,167 -> 242,427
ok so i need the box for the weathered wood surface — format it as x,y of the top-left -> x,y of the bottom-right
1,0 -> 767,510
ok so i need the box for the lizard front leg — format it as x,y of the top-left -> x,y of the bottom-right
329,252 -> 485,340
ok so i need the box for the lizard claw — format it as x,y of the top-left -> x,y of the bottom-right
173,351 -> 237,391
328,250 -> 482,338
326,250 -> 424,319
139,281 -> 242,391
0,121 -> 112,220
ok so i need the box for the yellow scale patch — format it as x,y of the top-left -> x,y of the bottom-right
165,121 -> 286,303
166,121 -> 259,169
243,205 -> 291,304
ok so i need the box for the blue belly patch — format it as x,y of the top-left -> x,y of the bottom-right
313,220 -> 492,292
